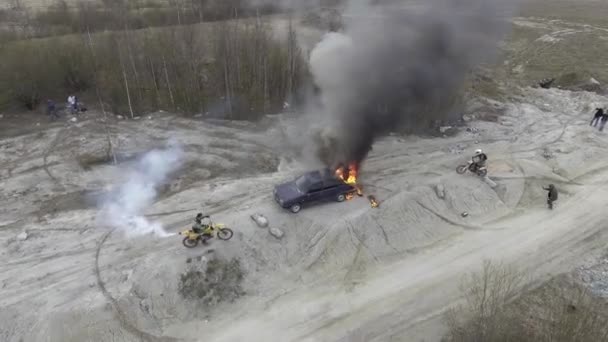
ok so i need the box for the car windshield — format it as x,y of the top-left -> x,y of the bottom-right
295,175 -> 311,193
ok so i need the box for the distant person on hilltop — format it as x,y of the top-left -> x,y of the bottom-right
67,95 -> 76,114
46,99 -> 58,121
600,109 -> 608,132
542,184 -> 558,210
590,107 -> 604,127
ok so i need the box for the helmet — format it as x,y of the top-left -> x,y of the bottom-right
474,149 -> 483,155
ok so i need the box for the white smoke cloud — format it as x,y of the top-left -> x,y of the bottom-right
99,141 -> 184,238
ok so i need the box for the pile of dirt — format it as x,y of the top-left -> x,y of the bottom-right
179,257 -> 245,306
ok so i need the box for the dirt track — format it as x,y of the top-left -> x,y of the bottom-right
195,88 -> 608,342
3,84 -> 607,342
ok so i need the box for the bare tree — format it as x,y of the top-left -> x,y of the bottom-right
86,28 -> 117,165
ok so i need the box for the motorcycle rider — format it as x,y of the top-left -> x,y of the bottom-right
192,212 -> 211,233
472,149 -> 488,172
542,184 -> 558,210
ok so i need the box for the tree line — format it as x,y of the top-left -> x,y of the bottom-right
0,0 -> 309,119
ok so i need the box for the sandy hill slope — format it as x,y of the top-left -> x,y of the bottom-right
2,86 -> 608,341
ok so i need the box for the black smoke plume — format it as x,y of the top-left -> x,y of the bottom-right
308,0 -> 516,167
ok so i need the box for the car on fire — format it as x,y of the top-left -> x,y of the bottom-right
274,168 -> 357,213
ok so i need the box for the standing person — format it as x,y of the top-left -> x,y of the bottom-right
542,184 -> 558,210
600,109 -> 608,132
67,95 -> 75,115
73,95 -> 79,114
590,107 -> 604,127
46,99 -> 59,120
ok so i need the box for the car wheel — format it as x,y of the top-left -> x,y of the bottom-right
290,203 -> 302,213
336,194 -> 346,202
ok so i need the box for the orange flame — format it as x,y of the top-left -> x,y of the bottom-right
335,163 -> 358,185
336,163 -> 363,198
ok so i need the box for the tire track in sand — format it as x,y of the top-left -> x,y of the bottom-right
95,229 -> 182,342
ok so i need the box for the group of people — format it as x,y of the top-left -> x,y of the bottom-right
590,107 -> 608,131
45,94 -> 85,120
469,149 -> 558,210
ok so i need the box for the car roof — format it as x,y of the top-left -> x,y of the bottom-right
303,168 -> 343,185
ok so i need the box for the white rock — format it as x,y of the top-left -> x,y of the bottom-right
590,77 -> 600,85
435,184 -> 445,199
269,227 -> 284,239
147,116 -> 153,120
439,126 -> 452,133
133,116 -> 141,120
17,231 -> 28,241
251,213 -> 269,228
70,117 -> 77,123
116,115 -> 124,120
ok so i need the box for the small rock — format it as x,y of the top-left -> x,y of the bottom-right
133,116 -> 141,120
435,184 -> 445,199
461,212 -> 469,218
121,270 -> 133,282
70,117 -> 77,123
439,126 -> 452,133
116,115 -> 124,120
250,213 -> 269,228
17,231 -> 28,241
582,274 -> 592,283
194,113 -> 204,118
269,227 -> 284,239
147,116 -> 152,120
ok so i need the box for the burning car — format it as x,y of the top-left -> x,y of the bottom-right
274,168 -> 358,213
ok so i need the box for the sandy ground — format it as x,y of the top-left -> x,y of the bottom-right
3,2 -> 608,342
1,85 -> 608,342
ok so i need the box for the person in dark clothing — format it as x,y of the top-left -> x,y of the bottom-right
600,111 -> 608,132
591,108 -> 604,127
472,149 -> 488,171
191,213 -> 209,234
542,184 -> 558,210
46,99 -> 59,120
73,95 -> 79,114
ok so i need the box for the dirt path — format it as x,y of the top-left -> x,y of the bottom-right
204,163 -> 608,342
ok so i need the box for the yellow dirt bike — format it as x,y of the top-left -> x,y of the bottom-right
179,222 -> 234,248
